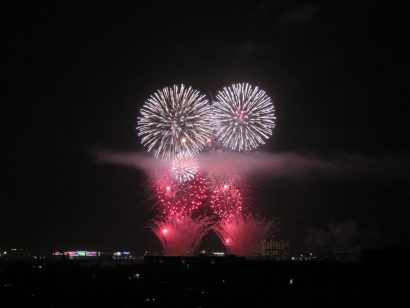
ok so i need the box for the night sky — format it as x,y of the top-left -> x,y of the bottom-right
2,1 -> 409,254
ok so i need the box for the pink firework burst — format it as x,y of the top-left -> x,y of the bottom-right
153,173 -> 208,217
213,213 -> 273,256
210,182 -> 243,220
152,214 -> 212,255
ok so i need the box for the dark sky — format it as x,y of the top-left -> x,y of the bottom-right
2,1 -> 409,254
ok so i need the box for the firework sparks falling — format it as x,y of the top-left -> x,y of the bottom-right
210,183 -> 243,220
171,151 -> 199,182
212,83 -> 276,151
153,173 -> 208,217
133,82 -> 278,257
137,84 -> 212,161
152,214 -> 212,255
213,213 -> 273,256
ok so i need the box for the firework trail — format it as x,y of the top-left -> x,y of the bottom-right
212,83 -> 276,151
213,213 -> 273,256
152,214 -> 212,256
152,173 -> 208,217
137,84 -> 212,161
171,151 -> 199,182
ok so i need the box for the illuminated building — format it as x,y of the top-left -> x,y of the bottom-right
113,251 -> 132,259
53,251 -> 100,259
52,251 -> 135,260
255,239 -> 290,260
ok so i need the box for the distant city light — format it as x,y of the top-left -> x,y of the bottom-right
212,252 -> 225,256
62,251 -> 100,258
114,251 -> 131,256
78,251 -> 86,257
130,273 -> 141,279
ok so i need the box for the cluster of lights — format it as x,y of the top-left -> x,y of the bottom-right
213,83 -> 276,151
210,183 -> 243,220
137,83 -> 276,255
213,213 -> 273,256
137,84 -> 212,161
171,151 -> 199,182
154,173 -> 207,217
152,214 -> 212,256
52,251 -> 100,258
137,83 -> 275,181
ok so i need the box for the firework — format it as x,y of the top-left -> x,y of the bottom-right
210,182 -> 243,220
212,83 -> 276,151
213,213 -> 273,256
153,173 -> 208,217
137,84 -> 212,161
152,214 -> 212,255
171,151 -> 198,182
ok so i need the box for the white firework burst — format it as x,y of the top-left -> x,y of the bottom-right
171,151 -> 199,182
137,84 -> 212,160
212,83 -> 276,151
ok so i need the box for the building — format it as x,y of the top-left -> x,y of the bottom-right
255,239 -> 290,260
112,251 -> 132,259
52,251 -> 100,259
51,251 -> 136,261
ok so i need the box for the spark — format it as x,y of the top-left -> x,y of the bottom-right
152,214 -> 212,256
210,182 -> 243,220
212,83 -> 276,151
213,213 -> 273,256
171,151 -> 199,182
137,84 -> 212,161
153,173 -> 208,217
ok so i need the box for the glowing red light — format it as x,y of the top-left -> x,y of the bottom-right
214,213 -> 273,256
162,228 -> 168,235
154,174 -> 207,217
210,183 -> 243,220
